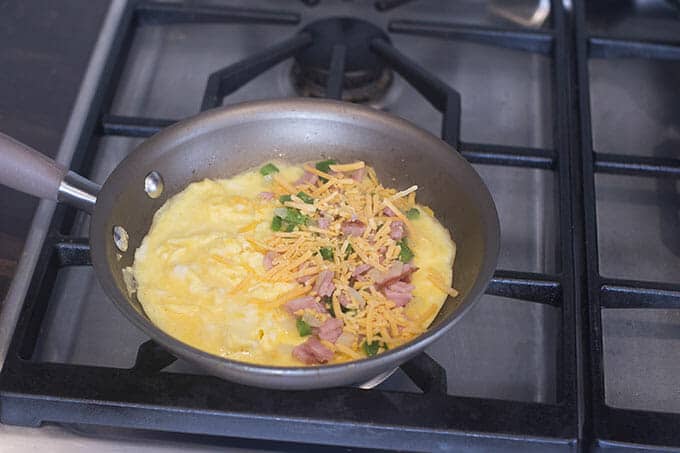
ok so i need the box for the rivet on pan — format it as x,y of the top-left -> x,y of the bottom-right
144,171 -> 164,199
113,225 -> 129,252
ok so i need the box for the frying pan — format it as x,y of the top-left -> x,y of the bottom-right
0,99 -> 499,389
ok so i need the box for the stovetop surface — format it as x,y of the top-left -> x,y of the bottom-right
39,0 -> 558,404
1,0 -> 680,451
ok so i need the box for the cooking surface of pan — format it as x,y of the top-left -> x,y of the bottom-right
1,98 -> 499,389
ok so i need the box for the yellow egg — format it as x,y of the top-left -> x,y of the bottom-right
405,212 -> 456,328
129,162 -> 455,366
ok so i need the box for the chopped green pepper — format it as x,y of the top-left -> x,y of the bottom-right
315,159 -> 337,182
398,238 -> 414,263
344,243 -> 354,259
319,247 -> 334,261
279,194 -> 292,203
259,163 -> 279,176
285,207 -> 309,225
272,207 -> 309,232
362,340 -> 381,357
291,208 -> 308,223
406,208 -> 420,220
296,318 -> 312,336
296,191 -> 314,204
271,216 -> 283,231
315,159 -> 337,174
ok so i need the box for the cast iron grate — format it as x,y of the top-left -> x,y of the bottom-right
0,0 -> 583,451
573,0 -> 680,450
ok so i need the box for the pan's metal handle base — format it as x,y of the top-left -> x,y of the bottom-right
0,132 -> 100,214
58,171 -> 100,214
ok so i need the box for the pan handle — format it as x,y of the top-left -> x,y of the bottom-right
0,132 -> 100,213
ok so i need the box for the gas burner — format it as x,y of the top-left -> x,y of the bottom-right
292,17 -> 393,103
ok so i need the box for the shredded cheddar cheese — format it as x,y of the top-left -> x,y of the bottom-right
278,283 -> 313,304
129,159 -> 456,367
273,174 -> 296,193
388,185 -> 418,202
261,162 -> 456,362
329,161 -> 365,172
302,164 -> 336,181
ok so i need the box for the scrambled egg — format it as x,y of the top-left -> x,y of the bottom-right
130,162 -> 455,366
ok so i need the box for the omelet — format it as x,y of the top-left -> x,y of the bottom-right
129,161 -> 456,366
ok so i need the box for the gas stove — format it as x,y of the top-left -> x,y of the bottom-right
1,0 -> 679,451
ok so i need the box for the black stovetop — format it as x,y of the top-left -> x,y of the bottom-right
1,1 -> 680,451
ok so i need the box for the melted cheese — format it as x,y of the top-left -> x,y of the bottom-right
129,162 -> 455,366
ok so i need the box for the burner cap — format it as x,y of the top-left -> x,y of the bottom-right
293,17 -> 392,103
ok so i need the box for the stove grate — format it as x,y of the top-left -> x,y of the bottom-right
0,0 -> 591,450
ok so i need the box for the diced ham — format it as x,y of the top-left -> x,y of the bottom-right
258,191 -> 274,200
341,220 -> 366,237
377,246 -> 387,265
295,262 -> 314,284
292,336 -> 334,364
390,221 -> 406,240
383,206 -> 397,217
292,345 -> 314,364
284,296 -> 326,314
317,215 -> 332,229
295,171 -> 318,186
374,262 -> 418,289
351,167 -> 366,182
352,263 -> 372,277
315,318 -> 344,343
400,264 -> 417,283
263,251 -> 278,270
338,293 -> 351,307
383,281 -> 415,307
313,269 -> 335,297
306,337 -> 334,361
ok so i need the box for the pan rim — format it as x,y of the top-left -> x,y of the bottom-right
90,98 -> 500,384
